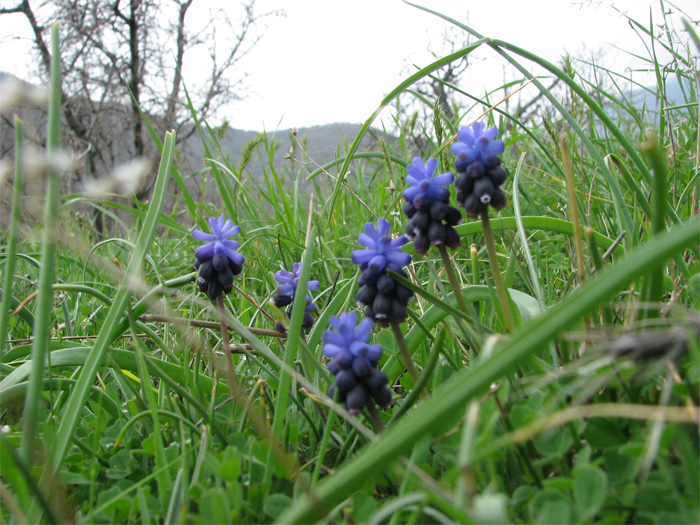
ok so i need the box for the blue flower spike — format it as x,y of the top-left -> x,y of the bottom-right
452,121 -> 508,217
323,312 -> 393,415
192,216 -> 244,300
271,262 -> 320,331
352,218 -> 414,326
402,157 -> 462,254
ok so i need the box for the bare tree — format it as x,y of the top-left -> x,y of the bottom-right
0,0 -> 282,199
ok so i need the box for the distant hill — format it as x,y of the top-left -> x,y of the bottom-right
182,122 -> 382,184
0,71 -> 388,225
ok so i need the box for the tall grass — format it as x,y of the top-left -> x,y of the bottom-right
1,4 -> 698,524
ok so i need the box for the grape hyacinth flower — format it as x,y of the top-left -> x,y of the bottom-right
403,157 -> 462,254
351,218 -> 414,325
323,312 -> 393,415
192,216 -> 245,300
452,121 -> 508,217
271,262 -> 320,331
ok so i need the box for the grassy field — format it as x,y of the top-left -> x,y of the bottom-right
1,6 -> 699,524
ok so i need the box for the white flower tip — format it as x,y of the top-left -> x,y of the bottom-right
84,158 -> 151,198
0,160 -> 11,186
0,76 -> 49,112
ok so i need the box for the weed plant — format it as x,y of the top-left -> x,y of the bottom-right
1,5 -> 699,524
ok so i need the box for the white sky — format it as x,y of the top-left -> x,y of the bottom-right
1,0 -> 697,131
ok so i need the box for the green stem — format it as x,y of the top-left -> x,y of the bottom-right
390,322 -> 421,390
437,244 -> 471,317
641,130 -> 668,319
20,25 -> 62,466
366,402 -> 385,433
480,211 -> 516,332
217,294 -> 237,400
0,118 -> 24,360
559,133 -> 586,284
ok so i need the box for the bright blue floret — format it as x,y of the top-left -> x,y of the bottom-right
402,157 -> 454,206
351,218 -> 411,274
451,121 -> 505,172
192,216 -> 245,267
274,262 -> 320,312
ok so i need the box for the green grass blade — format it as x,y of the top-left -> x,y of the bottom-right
278,215 -> 699,523
20,24 -> 62,465
48,131 -> 176,476
0,117 -> 25,359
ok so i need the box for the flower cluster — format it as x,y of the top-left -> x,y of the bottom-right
452,122 -> 507,217
271,262 -> 319,331
351,218 -> 414,325
403,157 -> 462,253
192,217 -> 245,300
323,312 -> 393,414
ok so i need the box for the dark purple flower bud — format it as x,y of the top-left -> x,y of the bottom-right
388,298 -> 408,323
212,253 -> 228,271
376,275 -> 395,294
371,386 -> 394,409
217,267 -> 234,288
443,205 -> 462,226
393,283 -> 413,304
335,369 -> 357,392
345,384 -> 367,415
302,312 -> 314,330
427,221 -> 446,245
328,360 -> 341,375
413,232 -> 430,254
272,294 -> 293,308
365,368 -> 389,391
429,200 -> 447,221
403,200 -> 417,218
372,293 -> 392,319
489,167 -> 507,187
473,177 -> 495,204
229,262 -> 243,276
334,351 -> 354,370
356,284 -> 377,306
445,225 -> 461,249
455,173 -> 474,195
491,187 -> 507,210
358,269 -> 381,287
198,260 -> 214,282
463,193 -> 485,218
352,356 -> 372,378
407,211 -> 430,237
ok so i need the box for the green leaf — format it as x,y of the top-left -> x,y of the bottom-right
106,449 -> 132,480
198,488 -> 231,524
536,500 -> 572,525
264,494 -> 293,519
220,454 -> 241,482
582,418 -> 627,449
573,465 -> 608,522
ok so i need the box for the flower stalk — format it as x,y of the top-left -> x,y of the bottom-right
217,295 -> 238,400
481,210 -> 516,332
437,244 -> 471,317
390,321 -> 421,388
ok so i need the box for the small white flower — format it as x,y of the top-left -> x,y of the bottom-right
84,158 -> 151,198
0,76 -> 49,112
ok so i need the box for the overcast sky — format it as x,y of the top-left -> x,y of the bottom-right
0,0 -> 696,131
